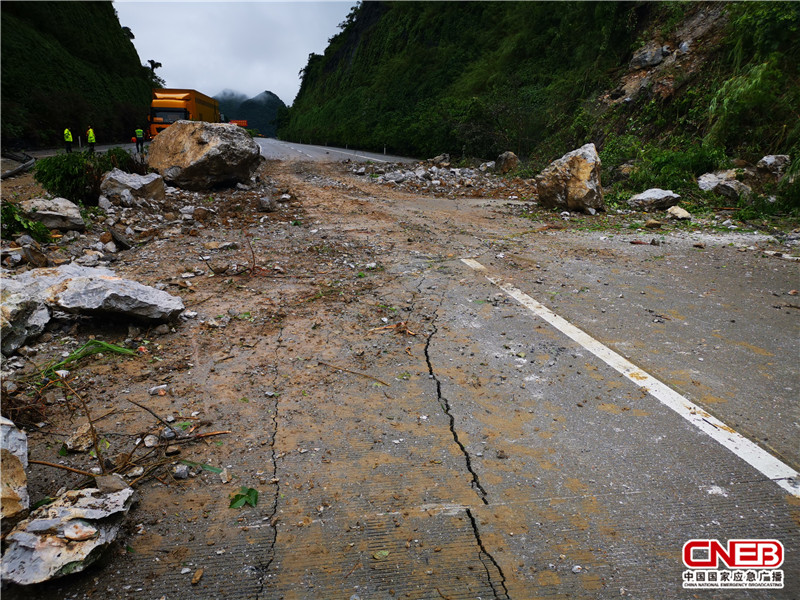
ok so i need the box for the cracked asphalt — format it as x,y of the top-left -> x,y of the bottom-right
9,151 -> 799,600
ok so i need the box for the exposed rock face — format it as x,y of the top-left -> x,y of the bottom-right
0,265 -> 184,355
535,143 -> 604,212
147,121 -> 262,191
627,188 -> 681,211
1,486 -> 135,585
19,198 -> 84,231
100,169 -> 165,205
496,151 -> 519,174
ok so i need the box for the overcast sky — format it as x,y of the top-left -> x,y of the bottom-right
114,1 -> 356,106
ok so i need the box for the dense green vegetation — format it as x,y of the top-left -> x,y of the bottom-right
282,1 -> 800,211
1,1 -> 153,148
34,148 -> 146,205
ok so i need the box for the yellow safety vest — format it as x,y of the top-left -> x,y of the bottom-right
64,129 -> 72,142
135,129 -> 144,139
87,129 -> 96,143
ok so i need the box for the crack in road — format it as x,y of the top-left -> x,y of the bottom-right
256,326 -> 284,598
416,275 -> 510,598
467,508 -> 511,600
423,311 -> 489,504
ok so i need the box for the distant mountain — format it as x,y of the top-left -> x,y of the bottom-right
214,90 -> 286,137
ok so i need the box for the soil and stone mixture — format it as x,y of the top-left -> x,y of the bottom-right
1,158 -> 798,598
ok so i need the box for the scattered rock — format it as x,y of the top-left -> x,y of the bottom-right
630,42 -> 670,69
258,195 -> 278,212
756,154 -> 791,179
667,206 -> 692,220
19,197 -> 85,231
148,121 -> 262,191
496,151 -> 519,174
535,143 -> 604,213
172,464 -> 190,479
64,422 -> 94,452
644,219 -> 662,229
100,169 -> 166,205
1,486 -> 135,585
627,188 -> 680,211
698,170 -> 752,201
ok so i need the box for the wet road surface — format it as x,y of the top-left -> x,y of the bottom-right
14,160 -> 799,600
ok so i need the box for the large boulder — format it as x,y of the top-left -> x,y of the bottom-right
100,168 -> 165,205
627,188 -> 681,211
496,151 -> 519,174
535,143 -> 604,212
18,198 -> 84,231
147,121 -> 262,190
0,265 -> 184,355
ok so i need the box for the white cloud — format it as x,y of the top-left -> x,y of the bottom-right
114,1 -> 355,105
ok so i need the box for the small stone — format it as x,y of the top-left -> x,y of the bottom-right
143,435 -> 159,448
165,445 -> 181,456
161,427 -> 177,440
149,384 -> 168,396
572,565 -> 583,574
644,219 -> 662,229
99,232 -> 113,244
172,464 -> 190,479
191,567 -> 204,585
667,206 -> 691,220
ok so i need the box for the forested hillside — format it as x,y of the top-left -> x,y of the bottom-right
215,89 -> 287,137
1,1 -> 153,148
281,1 -> 799,207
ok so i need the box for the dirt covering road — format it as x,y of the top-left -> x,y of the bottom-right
2,158 -> 799,599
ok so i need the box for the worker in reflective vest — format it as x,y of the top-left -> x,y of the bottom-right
64,128 -> 73,153
86,126 -> 96,153
134,128 -> 144,153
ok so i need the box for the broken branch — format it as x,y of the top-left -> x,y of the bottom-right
29,460 -> 95,477
317,361 -> 389,386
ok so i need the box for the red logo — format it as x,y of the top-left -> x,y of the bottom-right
683,539 -> 784,569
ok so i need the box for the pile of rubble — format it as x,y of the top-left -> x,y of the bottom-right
351,145 -> 794,223
0,121 -> 286,587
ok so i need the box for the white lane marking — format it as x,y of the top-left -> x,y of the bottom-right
462,258 -> 800,497
306,145 -> 390,163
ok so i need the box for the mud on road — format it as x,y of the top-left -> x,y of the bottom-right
3,159 -> 799,599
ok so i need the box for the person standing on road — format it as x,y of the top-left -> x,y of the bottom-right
64,128 -> 73,153
134,127 -> 145,154
86,126 -> 96,153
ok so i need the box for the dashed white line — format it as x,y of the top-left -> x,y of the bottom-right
462,258 -> 800,497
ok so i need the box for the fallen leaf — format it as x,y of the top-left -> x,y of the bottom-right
191,568 -> 203,585
373,550 -> 390,561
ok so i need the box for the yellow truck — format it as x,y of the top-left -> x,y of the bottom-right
148,88 -> 221,137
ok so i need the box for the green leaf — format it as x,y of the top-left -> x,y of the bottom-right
230,496 -> 247,509
31,496 -> 57,510
230,486 -> 259,508
180,460 -> 222,474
